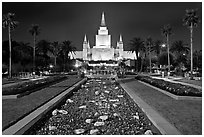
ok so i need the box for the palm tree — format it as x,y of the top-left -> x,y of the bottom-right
171,40 -> 189,73
3,12 -> 18,78
129,37 -> 145,72
61,40 -> 76,72
50,41 -> 61,67
170,40 -> 189,56
29,24 -> 40,75
161,24 -> 172,76
153,40 -> 162,57
183,9 -> 200,79
14,42 -> 33,71
36,40 -> 52,69
146,37 -> 153,73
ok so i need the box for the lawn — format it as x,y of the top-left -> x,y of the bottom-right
2,75 -> 82,130
122,80 -> 202,135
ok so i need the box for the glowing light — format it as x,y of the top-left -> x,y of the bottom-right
161,44 -> 166,47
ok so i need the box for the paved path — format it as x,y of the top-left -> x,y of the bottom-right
120,79 -> 202,135
120,80 -> 181,135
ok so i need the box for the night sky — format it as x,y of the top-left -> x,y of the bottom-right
2,2 -> 202,51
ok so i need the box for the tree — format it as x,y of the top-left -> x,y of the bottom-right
29,24 -> 40,74
170,40 -> 189,59
3,12 -> 18,78
129,37 -> 145,72
153,40 -> 162,57
183,9 -> 200,78
14,42 -> 33,71
36,40 -> 52,69
146,37 -> 153,73
193,50 -> 202,70
161,24 -> 172,76
61,40 -> 76,72
50,41 -> 61,67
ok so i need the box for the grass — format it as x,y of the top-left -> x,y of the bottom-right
2,75 -> 82,130
122,80 -> 202,135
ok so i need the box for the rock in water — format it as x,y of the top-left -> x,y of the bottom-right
79,105 -> 86,109
74,129 -> 85,134
94,121 -> 105,126
52,109 -> 58,116
58,110 -> 68,115
99,115 -> 108,121
90,129 -> 99,135
48,125 -> 57,131
85,119 -> 93,124
144,130 -> 153,135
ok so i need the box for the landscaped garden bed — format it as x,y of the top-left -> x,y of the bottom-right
135,75 -> 201,97
2,75 -> 67,95
26,79 -> 160,135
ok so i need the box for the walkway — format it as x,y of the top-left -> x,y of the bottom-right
120,79 -> 202,135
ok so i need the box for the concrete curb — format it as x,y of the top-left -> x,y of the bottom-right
138,80 -> 202,101
120,82 -> 181,135
2,78 -> 87,135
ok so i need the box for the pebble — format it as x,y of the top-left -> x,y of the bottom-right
115,87 -> 119,89
79,105 -> 86,109
133,115 -> 139,120
52,109 -> 58,116
113,113 -> 119,117
85,119 -> 93,123
109,99 -> 119,102
104,90 -> 110,94
112,104 -> 117,107
58,110 -> 68,115
104,86 -> 107,89
74,129 -> 85,134
102,82 -> 106,84
48,125 -> 57,131
90,129 -> 99,135
94,121 -> 105,126
66,99 -> 74,103
95,91 -> 100,95
99,115 -> 108,121
88,100 -> 95,103
94,112 -> 99,116
144,130 -> 153,135
117,95 -> 123,98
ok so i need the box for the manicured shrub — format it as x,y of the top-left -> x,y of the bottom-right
135,75 -> 201,97
2,75 -> 67,95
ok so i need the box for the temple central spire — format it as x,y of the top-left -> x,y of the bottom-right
101,12 -> 106,26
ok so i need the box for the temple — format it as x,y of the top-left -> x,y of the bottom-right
71,12 -> 136,65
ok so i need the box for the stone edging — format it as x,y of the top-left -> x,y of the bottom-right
138,80 -> 202,101
2,78 -> 87,135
